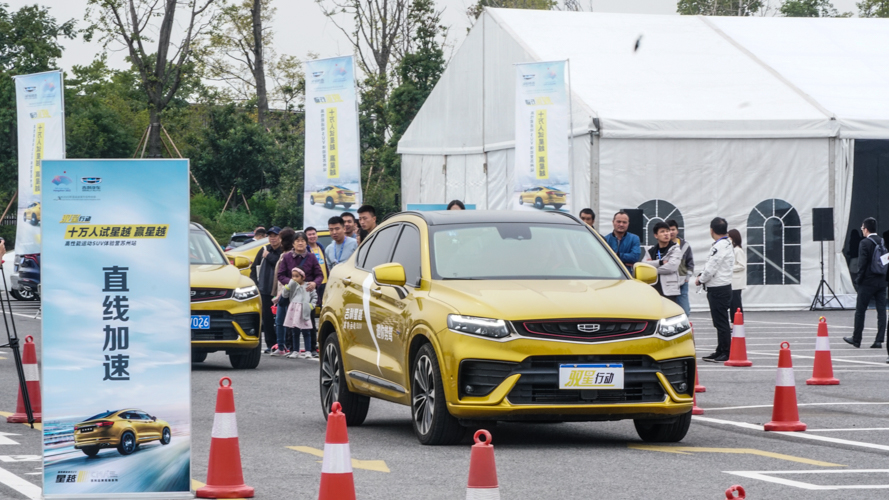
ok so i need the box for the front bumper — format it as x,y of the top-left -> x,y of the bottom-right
191,297 -> 261,352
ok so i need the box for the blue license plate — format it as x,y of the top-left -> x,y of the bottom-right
191,315 -> 211,330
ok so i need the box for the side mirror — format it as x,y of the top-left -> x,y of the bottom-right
372,263 -> 406,287
226,254 -> 251,269
633,262 -> 658,285
151,416 -> 157,422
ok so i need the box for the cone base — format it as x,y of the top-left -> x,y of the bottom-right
319,473 -> 356,500
694,385 -> 706,393
196,484 -> 255,498
692,406 -> 704,415
764,421 -> 806,432
724,360 -> 753,367
806,378 -> 840,385
7,413 -> 41,423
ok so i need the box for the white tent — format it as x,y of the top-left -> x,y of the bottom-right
397,9 -> 889,310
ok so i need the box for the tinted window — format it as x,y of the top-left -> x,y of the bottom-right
390,224 -> 422,287
361,225 -> 400,270
190,229 -> 228,265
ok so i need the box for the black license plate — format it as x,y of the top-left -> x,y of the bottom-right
79,426 -> 95,433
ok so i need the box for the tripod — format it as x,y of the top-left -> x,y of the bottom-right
810,241 -> 844,311
0,253 -> 35,427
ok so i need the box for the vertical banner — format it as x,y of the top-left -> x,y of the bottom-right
13,70 -> 66,255
41,160 -> 192,499
513,61 -> 570,214
304,55 -> 361,228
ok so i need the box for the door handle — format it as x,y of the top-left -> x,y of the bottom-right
342,277 -> 352,286
370,287 -> 383,298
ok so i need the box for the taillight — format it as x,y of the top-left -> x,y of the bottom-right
97,421 -> 114,427
337,190 -> 344,195
23,254 -> 38,264
546,191 -> 555,195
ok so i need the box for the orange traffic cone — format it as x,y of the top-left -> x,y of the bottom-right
764,342 -> 806,432
466,430 -> 500,500
694,363 -> 706,393
692,393 -> 703,415
807,317 -> 839,385
196,377 -> 254,498
725,309 -> 752,367
319,402 -> 356,500
725,484 -> 746,499
8,335 -> 41,423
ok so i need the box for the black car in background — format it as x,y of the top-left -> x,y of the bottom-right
12,253 -> 39,301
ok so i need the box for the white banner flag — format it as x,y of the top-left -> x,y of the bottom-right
304,56 -> 361,229
14,70 -> 66,255
513,61 -> 570,214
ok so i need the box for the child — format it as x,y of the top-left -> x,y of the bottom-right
282,267 -> 318,359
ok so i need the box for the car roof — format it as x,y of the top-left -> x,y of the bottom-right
399,210 -> 582,226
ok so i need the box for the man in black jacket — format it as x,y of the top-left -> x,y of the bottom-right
250,226 -> 283,353
844,218 -> 886,349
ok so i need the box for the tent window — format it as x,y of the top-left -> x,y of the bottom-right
638,199 -> 684,247
747,199 -> 801,286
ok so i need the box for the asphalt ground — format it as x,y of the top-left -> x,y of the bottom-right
2,301 -> 889,499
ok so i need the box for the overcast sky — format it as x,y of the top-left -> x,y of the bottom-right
8,0 -> 862,77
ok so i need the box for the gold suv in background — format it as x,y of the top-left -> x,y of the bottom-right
73,409 -> 171,457
318,210 -> 695,445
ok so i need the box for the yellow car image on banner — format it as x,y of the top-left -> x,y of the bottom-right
317,210 -> 694,446
22,201 -> 41,226
73,409 -> 172,457
518,185 -> 568,210
308,185 -> 357,210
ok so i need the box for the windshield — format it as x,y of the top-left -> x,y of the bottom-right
85,410 -> 117,421
430,223 -> 626,280
190,229 -> 228,265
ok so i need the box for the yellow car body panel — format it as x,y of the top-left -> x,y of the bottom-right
309,186 -> 357,208
23,202 -> 40,225
519,186 -> 568,208
320,212 -> 695,427
73,409 -> 170,449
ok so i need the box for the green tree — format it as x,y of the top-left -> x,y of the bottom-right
677,0 -> 763,15
0,3 -> 75,197
466,0 -> 556,20
780,0 -> 847,16
858,0 -> 889,16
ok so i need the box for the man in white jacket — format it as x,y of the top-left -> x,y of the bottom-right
696,217 -> 735,363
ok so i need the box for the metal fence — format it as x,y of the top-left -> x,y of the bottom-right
1,211 -> 17,226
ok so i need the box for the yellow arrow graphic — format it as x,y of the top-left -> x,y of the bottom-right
287,446 -> 390,473
628,444 -> 843,467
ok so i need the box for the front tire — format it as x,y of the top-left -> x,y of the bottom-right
160,427 -> 171,445
320,333 -> 369,425
411,343 -> 465,445
519,196 -> 524,205
81,446 -> 100,458
229,343 -> 261,369
634,411 -> 692,443
11,289 -> 37,301
325,197 -> 335,209
310,196 -> 315,205
117,431 -> 137,455
534,197 -> 544,209
31,214 -> 37,225
192,351 -> 207,363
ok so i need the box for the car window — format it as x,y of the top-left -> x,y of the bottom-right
85,410 -> 116,421
138,412 -> 152,420
390,224 -> 422,287
430,223 -> 626,280
361,225 -> 400,271
190,229 -> 229,265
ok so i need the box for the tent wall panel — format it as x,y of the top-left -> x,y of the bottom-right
419,155 -> 446,203
446,155 -> 467,202
464,154 -> 488,208
486,149 -> 511,210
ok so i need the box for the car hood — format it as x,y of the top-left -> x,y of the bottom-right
429,279 -> 682,321
190,263 -> 251,288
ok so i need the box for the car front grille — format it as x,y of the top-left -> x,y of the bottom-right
191,311 -> 260,341
505,355 -> 692,405
191,288 -> 233,302
514,319 -> 656,343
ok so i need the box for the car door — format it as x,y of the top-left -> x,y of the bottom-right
374,223 -> 423,390
136,411 -> 160,440
119,411 -> 144,440
340,224 -> 401,379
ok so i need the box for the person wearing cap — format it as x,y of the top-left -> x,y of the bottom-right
251,226 -> 283,353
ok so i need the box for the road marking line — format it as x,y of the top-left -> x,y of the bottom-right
724,469 -> 889,491
742,320 -> 859,329
0,456 -> 40,463
703,402 -> 889,411
287,446 -> 390,472
0,466 -> 41,500
0,312 -> 38,320
699,368 -> 889,373
694,416 -> 889,452
0,413 -> 42,431
0,433 -> 20,446
748,350 -> 889,366
191,479 -> 246,499
807,428 -> 889,432
628,444 -> 842,466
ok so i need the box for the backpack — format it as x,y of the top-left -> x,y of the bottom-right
868,235 -> 889,276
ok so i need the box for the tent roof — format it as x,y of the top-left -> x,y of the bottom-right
398,10 -> 889,152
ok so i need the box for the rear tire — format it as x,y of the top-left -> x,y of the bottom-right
320,333 -> 369,426
31,214 -> 37,225
634,411 -> 692,443
11,289 -> 37,301
325,197 -> 335,209
229,343 -> 261,369
81,446 -> 100,458
534,197 -> 544,209
117,431 -> 137,455
411,343 -> 465,445
519,196 -> 524,205
192,351 -> 207,363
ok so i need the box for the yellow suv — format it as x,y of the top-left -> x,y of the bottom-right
519,186 -> 567,210
23,202 -> 41,225
318,211 -> 695,445
73,409 -> 171,457
309,185 -> 357,209
190,223 -> 262,368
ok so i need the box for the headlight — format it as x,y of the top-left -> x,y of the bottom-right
232,285 -> 259,301
447,315 -> 512,339
658,314 -> 691,337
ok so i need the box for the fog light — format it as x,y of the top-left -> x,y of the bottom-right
465,385 -> 474,395
677,383 -> 688,393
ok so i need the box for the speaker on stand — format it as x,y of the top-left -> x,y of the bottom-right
622,208 -> 645,241
811,207 -> 843,310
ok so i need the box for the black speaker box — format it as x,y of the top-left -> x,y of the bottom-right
813,207 -> 834,242
622,208 -> 644,240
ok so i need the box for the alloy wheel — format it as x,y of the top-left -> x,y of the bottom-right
122,434 -> 135,453
321,342 -> 340,411
412,355 -> 435,436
